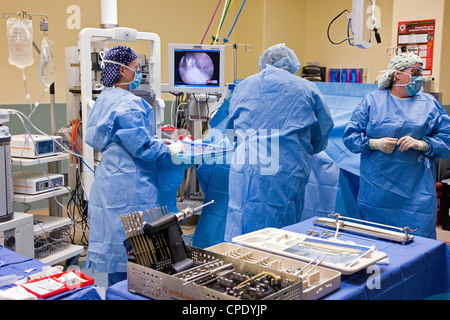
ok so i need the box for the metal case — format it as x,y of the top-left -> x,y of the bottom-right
127,246 -> 304,300
207,243 -> 341,300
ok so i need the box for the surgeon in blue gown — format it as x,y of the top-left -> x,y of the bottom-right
224,43 -> 334,241
343,53 -> 450,238
85,46 -> 184,285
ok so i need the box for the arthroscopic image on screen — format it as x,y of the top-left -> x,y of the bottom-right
174,49 -> 220,88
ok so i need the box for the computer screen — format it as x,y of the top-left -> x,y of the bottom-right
168,44 -> 225,94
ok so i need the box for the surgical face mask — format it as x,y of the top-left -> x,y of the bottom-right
393,70 -> 424,96
127,68 -> 142,91
101,59 -> 142,90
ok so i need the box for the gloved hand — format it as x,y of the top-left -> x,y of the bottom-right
369,137 -> 398,153
168,141 -> 185,155
397,136 -> 428,152
160,139 -> 174,145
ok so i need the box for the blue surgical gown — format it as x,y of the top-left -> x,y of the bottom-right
85,87 -> 173,273
224,66 -> 334,241
342,90 -> 450,238
192,91 -> 234,248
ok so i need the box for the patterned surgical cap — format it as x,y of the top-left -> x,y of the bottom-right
101,45 -> 138,87
377,53 -> 423,90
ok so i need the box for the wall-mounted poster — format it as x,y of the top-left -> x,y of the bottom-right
397,19 -> 435,75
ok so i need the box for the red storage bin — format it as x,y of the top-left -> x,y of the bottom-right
21,270 -> 94,298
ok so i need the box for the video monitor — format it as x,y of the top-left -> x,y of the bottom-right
168,43 -> 225,94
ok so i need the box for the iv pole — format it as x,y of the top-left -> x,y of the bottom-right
3,10 -> 62,216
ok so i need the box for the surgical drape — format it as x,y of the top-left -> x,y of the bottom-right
343,90 -> 450,238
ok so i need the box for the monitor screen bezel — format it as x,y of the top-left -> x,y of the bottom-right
168,43 -> 225,94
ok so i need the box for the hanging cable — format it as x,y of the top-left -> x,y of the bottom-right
223,0 -> 246,43
63,141 -> 95,174
201,0 -> 222,44
210,0 -> 231,45
346,17 -> 355,46
327,9 -> 354,45
66,160 -> 89,248
7,109 -> 96,168
9,110 -> 88,237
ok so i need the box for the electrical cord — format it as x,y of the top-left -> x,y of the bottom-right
327,9 -> 354,45
8,68 -> 90,255
223,0 -> 246,43
211,0 -> 231,45
65,164 -> 89,249
63,141 -> 94,174
8,110 -> 90,241
7,109 -> 97,170
201,0 -> 222,44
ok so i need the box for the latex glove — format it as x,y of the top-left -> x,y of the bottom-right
369,138 -> 398,154
168,141 -> 185,155
397,136 -> 428,152
160,139 -> 174,145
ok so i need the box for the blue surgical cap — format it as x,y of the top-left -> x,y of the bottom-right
101,45 -> 138,87
258,43 -> 301,74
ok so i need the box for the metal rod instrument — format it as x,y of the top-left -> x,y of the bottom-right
314,213 -> 416,244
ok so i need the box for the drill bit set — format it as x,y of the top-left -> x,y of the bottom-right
121,202 -> 208,274
120,208 -> 175,272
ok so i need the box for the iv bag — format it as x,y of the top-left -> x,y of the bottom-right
38,38 -> 56,86
6,18 -> 34,69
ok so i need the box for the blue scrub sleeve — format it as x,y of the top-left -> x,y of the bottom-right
112,109 -> 170,162
342,99 -> 372,153
423,109 -> 450,159
310,89 -> 334,154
